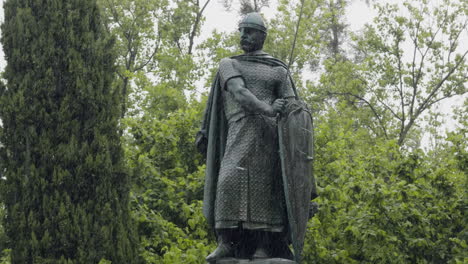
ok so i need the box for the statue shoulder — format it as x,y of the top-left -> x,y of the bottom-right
219,57 -> 240,70
219,57 -> 233,66
218,58 -> 242,87
230,53 -> 288,69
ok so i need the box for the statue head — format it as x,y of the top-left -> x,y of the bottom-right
238,12 -> 267,53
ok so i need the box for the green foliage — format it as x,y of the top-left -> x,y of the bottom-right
0,0 -> 138,262
98,0 -> 210,117
0,207 -> 9,264
299,0 -> 467,261
317,0 -> 348,59
0,250 -> 10,264
124,106 -> 213,263
303,110 -> 466,262
98,0 -> 170,115
99,0 -> 217,261
351,0 -> 468,146
265,0 -> 322,81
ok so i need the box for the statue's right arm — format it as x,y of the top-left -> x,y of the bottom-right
226,77 -> 286,117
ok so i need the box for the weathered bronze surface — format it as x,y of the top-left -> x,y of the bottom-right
197,12 -> 317,264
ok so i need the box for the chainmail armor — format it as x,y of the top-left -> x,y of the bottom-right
214,56 -> 295,230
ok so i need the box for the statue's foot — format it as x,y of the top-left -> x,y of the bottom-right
252,246 -> 269,259
206,242 -> 235,262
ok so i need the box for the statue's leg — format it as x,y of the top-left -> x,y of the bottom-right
236,228 -> 255,259
252,231 -> 270,259
206,229 -> 236,262
269,231 -> 294,260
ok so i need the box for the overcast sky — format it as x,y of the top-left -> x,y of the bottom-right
200,0 -> 373,35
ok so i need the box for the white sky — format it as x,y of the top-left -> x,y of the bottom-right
201,0 -> 373,35
0,0 -> 465,147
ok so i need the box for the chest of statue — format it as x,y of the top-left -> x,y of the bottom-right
220,58 -> 284,122
234,59 -> 283,102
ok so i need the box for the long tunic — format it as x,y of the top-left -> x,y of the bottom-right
214,55 -> 295,231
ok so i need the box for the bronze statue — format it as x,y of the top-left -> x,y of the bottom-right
197,12 -> 317,264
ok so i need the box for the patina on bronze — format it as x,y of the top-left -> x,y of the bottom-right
196,12 -> 317,264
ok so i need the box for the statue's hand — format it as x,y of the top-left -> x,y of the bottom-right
271,99 -> 287,115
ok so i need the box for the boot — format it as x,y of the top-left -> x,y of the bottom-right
206,230 -> 235,262
270,232 -> 294,260
252,231 -> 270,259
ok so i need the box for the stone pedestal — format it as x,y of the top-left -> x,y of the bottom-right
213,258 -> 296,264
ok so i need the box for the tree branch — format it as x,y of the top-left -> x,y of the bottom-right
188,0 -> 211,55
374,94 -> 402,121
134,33 -> 162,72
327,92 -> 389,139
409,21 -> 420,120
415,49 -> 468,119
355,75 -> 401,121
395,35 -> 405,139
106,0 -> 123,28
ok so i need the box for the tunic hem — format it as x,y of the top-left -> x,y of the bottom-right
215,221 -> 284,232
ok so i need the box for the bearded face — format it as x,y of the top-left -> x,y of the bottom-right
239,27 -> 266,53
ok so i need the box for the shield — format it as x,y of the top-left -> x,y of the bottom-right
278,100 -> 316,264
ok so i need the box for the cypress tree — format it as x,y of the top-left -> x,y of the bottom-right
0,0 -> 138,263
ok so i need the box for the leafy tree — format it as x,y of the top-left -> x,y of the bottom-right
98,0 -> 168,116
295,0 -> 467,262
316,0 -> 380,60
301,93 -> 466,263
265,0 -> 323,70
99,0 -> 215,261
0,0 -> 138,262
98,0 -> 211,117
317,0 -> 348,60
346,0 -> 466,146
124,107 -> 212,264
